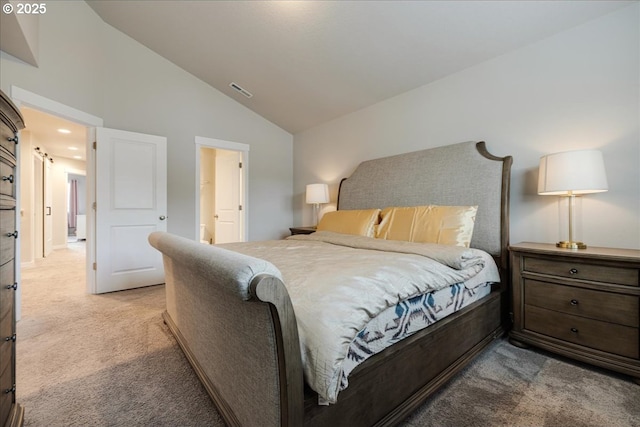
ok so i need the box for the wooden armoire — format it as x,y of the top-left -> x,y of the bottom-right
0,89 -> 25,427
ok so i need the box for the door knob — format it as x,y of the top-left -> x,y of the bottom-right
214,214 -> 219,219
159,215 -> 166,220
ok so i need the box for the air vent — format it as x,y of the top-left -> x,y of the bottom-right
229,82 -> 253,98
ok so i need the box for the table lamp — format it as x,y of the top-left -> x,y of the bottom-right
305,183 -> 329,227
538,149 -> 608,249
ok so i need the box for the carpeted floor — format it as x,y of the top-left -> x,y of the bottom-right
17,243 -> 640,426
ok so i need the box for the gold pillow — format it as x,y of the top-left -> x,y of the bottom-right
376,205 -> 477,247
316,209 -> 381,237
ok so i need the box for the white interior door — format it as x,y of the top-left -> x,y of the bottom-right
95,127 -> 167,293
43,158 -> 53,256
214,150 -> 241,243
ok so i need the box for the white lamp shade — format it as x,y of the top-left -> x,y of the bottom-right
538,149 -> 608,195
306,183 -> 329,204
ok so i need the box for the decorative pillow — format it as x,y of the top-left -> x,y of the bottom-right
316,209 -> 381,237
376,205 -> 477,247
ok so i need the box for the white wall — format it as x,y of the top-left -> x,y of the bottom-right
294,4 -> 640,250
1,1 -> 293,241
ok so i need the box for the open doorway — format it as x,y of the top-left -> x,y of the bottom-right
13,87 -> 166,299
195,136 -> 249,244
67,171 -> 87,243
11,87 -> 103,319
20,107 -> 89,263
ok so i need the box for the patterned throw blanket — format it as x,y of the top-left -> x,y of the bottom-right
220,231 -> 500,403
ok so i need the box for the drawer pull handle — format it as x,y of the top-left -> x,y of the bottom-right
6,283 -> 17,290
6,230 -> 18,238
1,174 -> 13,183
570,299 -> 579,306
4,386 -> 16,394
569,268 -> 578,275
570,327 -> 579,333
4,334 -> 16,342
7,134 -> 18,144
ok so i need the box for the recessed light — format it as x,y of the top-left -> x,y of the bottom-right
58,128 -> 71,134
68,146 -> 78,151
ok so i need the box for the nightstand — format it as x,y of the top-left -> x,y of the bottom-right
509,242 -> 640,384
289,226 -> 317,235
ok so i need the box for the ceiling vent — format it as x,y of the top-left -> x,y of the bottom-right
229,82 -> 253,98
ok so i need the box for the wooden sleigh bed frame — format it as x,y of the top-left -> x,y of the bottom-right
149,141 -> 512,426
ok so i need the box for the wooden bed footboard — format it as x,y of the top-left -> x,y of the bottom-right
162,274 -> 308,426
149,232 -> 304,426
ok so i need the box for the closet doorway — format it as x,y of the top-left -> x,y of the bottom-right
195,136 -> 249,244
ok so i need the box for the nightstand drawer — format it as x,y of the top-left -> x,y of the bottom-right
523,257 -> 639,286
525,305 -> 639,359
525,279 -> 639,327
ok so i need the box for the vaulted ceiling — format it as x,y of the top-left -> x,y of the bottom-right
87,1 -> 633,134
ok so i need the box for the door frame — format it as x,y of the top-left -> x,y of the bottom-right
32,152 -> 44,263
194,136 -> 249,243
11,86 -> 103,299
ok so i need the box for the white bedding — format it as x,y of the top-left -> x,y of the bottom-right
220,231 -> 500,403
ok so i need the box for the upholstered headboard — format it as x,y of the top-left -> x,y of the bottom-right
337,141 -> 512,274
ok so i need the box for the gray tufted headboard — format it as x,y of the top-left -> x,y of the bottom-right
337,141 -> 512,275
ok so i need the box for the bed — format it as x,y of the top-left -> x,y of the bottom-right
149,140 -> 512,426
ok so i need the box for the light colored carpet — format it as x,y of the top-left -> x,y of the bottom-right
17,243 -> 640,426
18,242 -> 222,426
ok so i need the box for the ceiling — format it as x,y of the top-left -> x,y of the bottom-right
21,107 -> 88,162
17,1 -> 633,146
85,1 -> 633,134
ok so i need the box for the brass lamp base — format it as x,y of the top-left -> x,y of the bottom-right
556,241 -> 587,249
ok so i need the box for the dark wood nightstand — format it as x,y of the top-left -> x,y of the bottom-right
289,226 -> 317,235
509,242 -> 640,384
